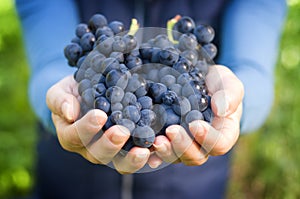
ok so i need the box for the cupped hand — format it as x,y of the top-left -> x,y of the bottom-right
152,65 -> 244,166
46,75 -> 150,174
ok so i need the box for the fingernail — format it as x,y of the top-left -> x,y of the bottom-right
149,160 -> 162,169
91,111 -> 107,126
189,121 -> 204,137
215,97 -> 229,117
62,102 -> 72,121
111,128 -> 129,145
134,153 -> 148,163
166,126 -> 181,144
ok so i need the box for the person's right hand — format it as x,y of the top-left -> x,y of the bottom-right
46,75 -> 151,174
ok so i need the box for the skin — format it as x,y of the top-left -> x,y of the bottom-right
46,64 -> 244,173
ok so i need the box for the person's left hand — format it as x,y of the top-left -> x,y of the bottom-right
147,65 -> 244,168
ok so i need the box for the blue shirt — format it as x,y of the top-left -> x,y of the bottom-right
15,0 -> 287,134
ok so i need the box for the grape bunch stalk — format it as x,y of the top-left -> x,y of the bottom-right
63,13 -> 217,153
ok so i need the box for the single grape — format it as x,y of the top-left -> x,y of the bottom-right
95,26 -> 114,38
84,68 -> 96,80
117,119 -> 136,133
75,23 -> 90,38
173,57 -> 192,74
163,108 -> 181,128
180,50 -> 198,66
160,74 -> 176,88
105,86 -> 125,104
111,102 -> 123,112
138,109 -> 156,126
93,83 -> 107,98
132,126 -> 155,148
122,105 -> 141,123
80,32 -> 96,52
106,69 -> 129,89
81,88 -> 95,108
162,90 -> 178,105
159,47 -> 179,66
176,16 -> 195,33
121,92 -> 137,107
78,79 -> 92,96
110,110 -> 123,123
172,96 -> 191,116
94,96 -> 111,113
178,33 -> 198,51
110,51 -> 124,63
109,21 -> 125,35
123,34 -> 137,52
169,83 -> 182,96
112,36 -> 126,52
88,14 -> 108,32
148,83 -> 168,103
64,43 -> 83,66
202,43 -> 217,60
185,110 -> 204,124
137,96 -> 153,110
193,24 -> 215,44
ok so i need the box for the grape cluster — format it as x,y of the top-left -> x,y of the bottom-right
64,14 -> 216,152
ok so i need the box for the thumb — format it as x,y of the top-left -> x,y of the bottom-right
46,75 -> 80,122
206,65 -> 244,117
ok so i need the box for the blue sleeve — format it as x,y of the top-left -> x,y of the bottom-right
15,0 -> 80,133
218,0 -> 287,133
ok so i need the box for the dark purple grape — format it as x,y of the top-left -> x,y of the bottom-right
76,23 -> 90,38
117,119 -> 136,133
137,96 -> 153,110
80,32 -> 96,52
94,96 -> 111,113
110,111 -> 123,123
123,34 -> 137,52
162,90 -> 178,106
93,83 -> 107,98
148,83 -> 168,103
123,105 -> 141,123
64,43 -> 83,66
193,24 -> 215,43
95,26 -> 114,38
139,109 -> 156,126
202,43 -> 217,60
185,110 -> 204,124
109,21 -> 125,34
159,48 -> 179,66
176,16 -> 195,33
132,126 -> 155,148
88,14 -> 108,32
105,86 -> 125,104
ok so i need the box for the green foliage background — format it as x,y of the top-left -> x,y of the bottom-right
0,0 -> 299,198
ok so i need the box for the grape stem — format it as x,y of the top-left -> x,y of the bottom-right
167,15 -> 181,44
128,18 -> 139,36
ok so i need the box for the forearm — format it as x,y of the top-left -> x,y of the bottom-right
16,0 -> 80,133
218,0 -> 287,133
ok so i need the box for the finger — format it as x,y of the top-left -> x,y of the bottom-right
113,147 -> 150,174
153,135 -> 179,164
206,65 -> 244,117
53,109 -> 107,152
147,153 -> 163,169
87,125 -> 130,164
166,125 -> 209,166
189,104 -> 242,156
46,75 -> 80,122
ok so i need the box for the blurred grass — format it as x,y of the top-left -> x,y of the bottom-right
0,0 -> 37,198
227,1 -> 300,199
0,0 -> 300,199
